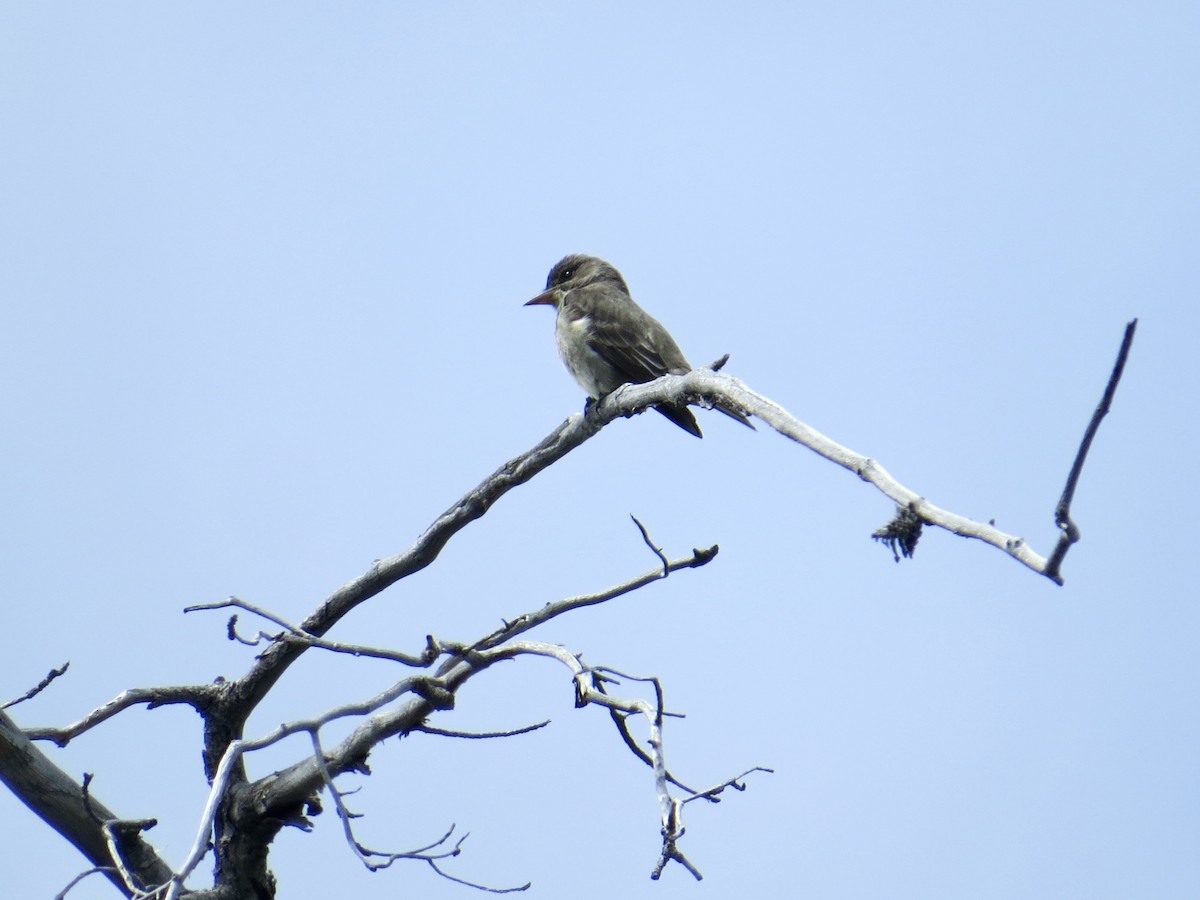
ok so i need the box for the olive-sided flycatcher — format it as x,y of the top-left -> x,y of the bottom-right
525,254 -> 752,438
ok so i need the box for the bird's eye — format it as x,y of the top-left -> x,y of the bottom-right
559,266 -> 575,283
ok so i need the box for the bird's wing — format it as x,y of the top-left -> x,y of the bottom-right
586,310 -> 708,438
584,291 -> 756,434
582,293 -> 688,383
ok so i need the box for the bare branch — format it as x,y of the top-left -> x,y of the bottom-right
591,666 -> 684,722
12,322 -> 1117,895
305,727 -> 530,893
197,339 -> 1103,795
185,596 -> 442,667
0,710 -> 175,896
221,539 -> 718,872
165,668 -> 451,898
350,822 -> 532,891
466,643 -> 760,881
351,826 -> 469,873
19,530 -> 742,898
1045,318 -> 1138,581
707,353 -> 731,371
3,662 -> 70,710
223,414 -> 604,740
214,388 -> 713,757
681,766 -> 775,805
597,357 -> 1130,584
424,857 -> 531,894
466,544 -> 719,658
151,539 -> 721,898
222,624 -> 754,890
24,685 -> 217,747
224,614 -> 261,647
79,772 -> 101,824
653,824 -> 703,882
413,721 -> 550,740
164,734 -> 246,899
630,515 -> 669,577
55,867 -> 119,900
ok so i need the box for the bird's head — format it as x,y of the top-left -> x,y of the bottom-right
525,254 -> 629,308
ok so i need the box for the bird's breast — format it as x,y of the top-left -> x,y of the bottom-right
555,312 -> 621,398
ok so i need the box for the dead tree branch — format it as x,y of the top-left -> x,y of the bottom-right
120,532 -> 733,897
23,685 -> 219,747
412,721 -> 550,739
54,866 -> 120,900
466,538 -> 719,657
165,330 -> 1121,823
7,324 -> 1128,894
184,596 -> 442,667
0,709 -> 176,897
3,662 -> 70,710
306,729 -> 530,893
1045,318 -> 1138,580
590,321 -> 1134,584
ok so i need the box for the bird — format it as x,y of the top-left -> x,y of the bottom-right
525,253 -> 753,438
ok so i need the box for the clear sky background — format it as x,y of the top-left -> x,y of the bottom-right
2,3 -> 1197,898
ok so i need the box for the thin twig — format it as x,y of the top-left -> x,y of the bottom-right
80,772 -> 101,824
478,645 -> 740,882
185,596 -> 442,667
631,515 -> 669,577
3,662 -> 70,710
465,545 -> 718,659
1045,318 -> 1138,580
413,721 -> 550,740
425,858 -> 531,893
310,726 -> 531,894
54,867 -> 119,900
681,766 -> 775,805
352,826 -> 469,871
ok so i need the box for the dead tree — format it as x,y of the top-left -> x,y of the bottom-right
0,321 -> 1136,898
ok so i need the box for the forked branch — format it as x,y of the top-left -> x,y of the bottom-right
597,319 -> 1136,584
200,324 -> 1129,786
149,526 -> 745,896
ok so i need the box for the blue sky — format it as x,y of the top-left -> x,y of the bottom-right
2,3 -> 1197,898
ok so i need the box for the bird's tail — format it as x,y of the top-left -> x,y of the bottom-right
652,400 -> 755,438
654,403 -> 704,438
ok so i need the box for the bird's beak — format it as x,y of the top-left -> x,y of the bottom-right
524,288 -> 560,308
